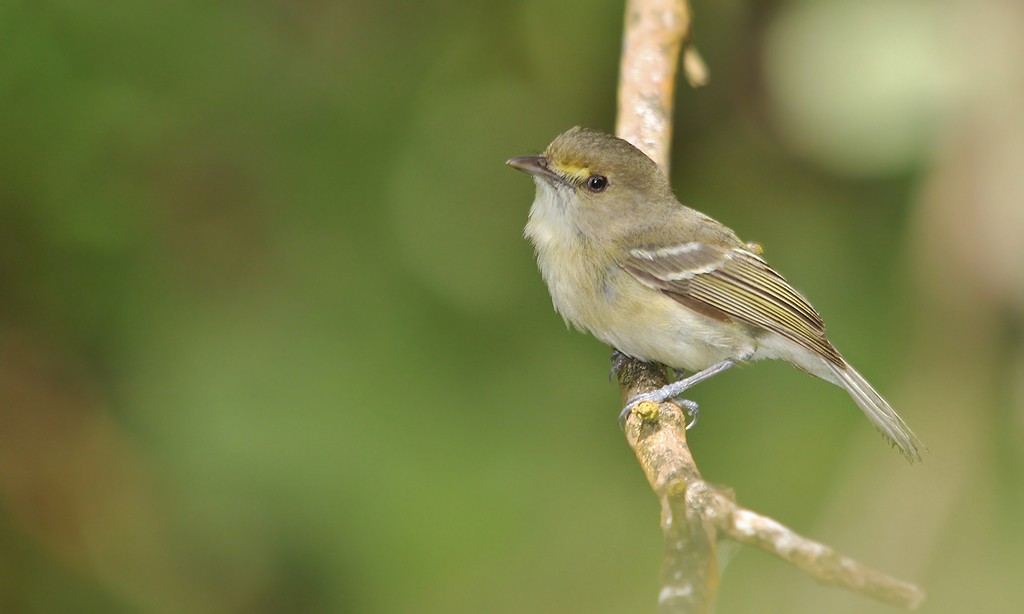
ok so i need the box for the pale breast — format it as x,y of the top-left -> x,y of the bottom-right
525,185 -> 752,372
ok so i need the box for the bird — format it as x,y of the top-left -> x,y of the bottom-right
507,126 -> 924,462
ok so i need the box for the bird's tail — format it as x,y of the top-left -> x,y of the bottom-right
828,362 -> 924,463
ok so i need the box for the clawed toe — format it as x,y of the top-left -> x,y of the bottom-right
617,395 -> 643,429
617,405 -> 631,430
609,350 -> 629,381
677,398 -> 699,430
618,391 -> 658,428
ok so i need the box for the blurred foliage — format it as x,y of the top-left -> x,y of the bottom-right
1,0 -> 1022,612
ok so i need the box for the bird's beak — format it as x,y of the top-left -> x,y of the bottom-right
506,156 -> 567,186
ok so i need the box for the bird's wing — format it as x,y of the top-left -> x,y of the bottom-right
620,242 -> 843,365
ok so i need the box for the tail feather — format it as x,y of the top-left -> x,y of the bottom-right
828,362 -> 924,462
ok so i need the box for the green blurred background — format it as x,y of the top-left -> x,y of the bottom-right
2,0 -> 1022,612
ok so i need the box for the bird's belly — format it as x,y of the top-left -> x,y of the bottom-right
597,307 -> 745,372
576,274 -> 752,372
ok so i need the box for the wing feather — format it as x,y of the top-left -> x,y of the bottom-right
623,243 -> 842,365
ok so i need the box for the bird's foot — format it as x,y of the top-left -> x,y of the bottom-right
609,349 -> 629,381
617,358 -> 739,430
617,388 -> 699,430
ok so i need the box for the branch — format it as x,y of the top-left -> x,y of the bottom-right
616,0 -> 706,171
617,359 -> 722,611
613,1 -> 925,612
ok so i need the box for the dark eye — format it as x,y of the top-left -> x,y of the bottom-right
585,174 -> 609,193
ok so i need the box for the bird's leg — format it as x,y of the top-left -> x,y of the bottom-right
618,358 -> 740,429
609,348 -> 630,381
669,369 -> 699,429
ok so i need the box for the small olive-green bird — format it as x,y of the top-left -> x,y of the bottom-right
508,126 -> 923,462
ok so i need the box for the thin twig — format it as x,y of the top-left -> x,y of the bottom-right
718,505 -> 925,609
613,1 -> 925,611
617,0 -> 706,172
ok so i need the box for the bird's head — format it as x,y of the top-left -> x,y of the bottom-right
508,126 -> 672,240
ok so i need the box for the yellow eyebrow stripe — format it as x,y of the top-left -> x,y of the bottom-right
550,163 -> 591,182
